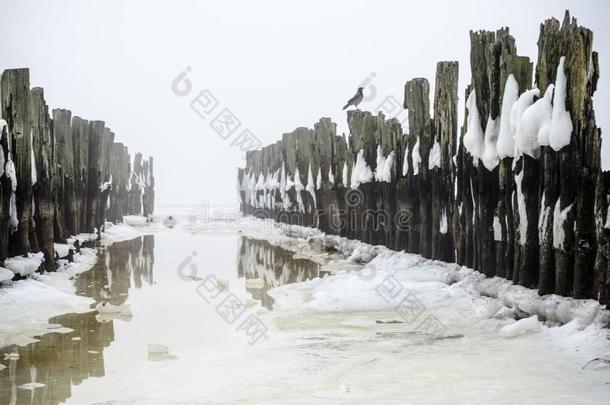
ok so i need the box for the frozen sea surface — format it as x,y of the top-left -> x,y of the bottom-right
0,215 -> 609,404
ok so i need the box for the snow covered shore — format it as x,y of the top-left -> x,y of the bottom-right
237,217 -> 610,360
0,218 -> 151,347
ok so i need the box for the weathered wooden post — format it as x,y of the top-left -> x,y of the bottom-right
87,120 -> 105,233
53,109 -> 76,238
294,127 -> 318,227
467,30 -> 500,278
496,56 -> 533,281
0,117 -> 10,261
96,127 -> 114,229
1,68 -> 32,255
109,142 -> 129,223
594,171 -> 608,305
404,79 -> 432,256
346,111 -> 378,244
432,62 -> 458,261
313,118 -> 337,234
142,157 -> 154,217
72,116 -> 89,232
453,92 -> 468,267
374,114 -> 402,249
536,12 -> 600,298
30,88 -> 55,271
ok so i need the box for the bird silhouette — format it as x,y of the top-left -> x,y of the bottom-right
343,87 -> 364,110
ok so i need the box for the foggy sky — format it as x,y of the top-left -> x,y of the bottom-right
1,0 -> 608,206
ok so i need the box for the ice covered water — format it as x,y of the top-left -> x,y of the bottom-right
0,226 -> 609,404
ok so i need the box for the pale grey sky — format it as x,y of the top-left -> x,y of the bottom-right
1,0 -> 608,205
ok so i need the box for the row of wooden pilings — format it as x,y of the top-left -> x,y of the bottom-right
0,68 -> 155,272
237,12 -> 609,308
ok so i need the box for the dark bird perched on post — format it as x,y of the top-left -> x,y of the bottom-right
343,87 -> 364,110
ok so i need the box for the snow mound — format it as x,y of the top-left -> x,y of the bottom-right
4,252 -> 44,276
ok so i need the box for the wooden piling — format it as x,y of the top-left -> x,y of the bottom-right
1,68 -> 32,255
238,11 -> 604,306
30,88 -> 55,271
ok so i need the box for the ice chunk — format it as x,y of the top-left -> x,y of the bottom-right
497,74 -> 519,159
549,56 -> 573,151
499,315 -> 541,337
95,301 -> 132,314
147,343 -> 177,361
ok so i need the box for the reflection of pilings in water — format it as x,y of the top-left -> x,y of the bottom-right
74,236 -> 155,305
237,236 -> 320,310
0,234 -> 156,404
0,311 -> 114,405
